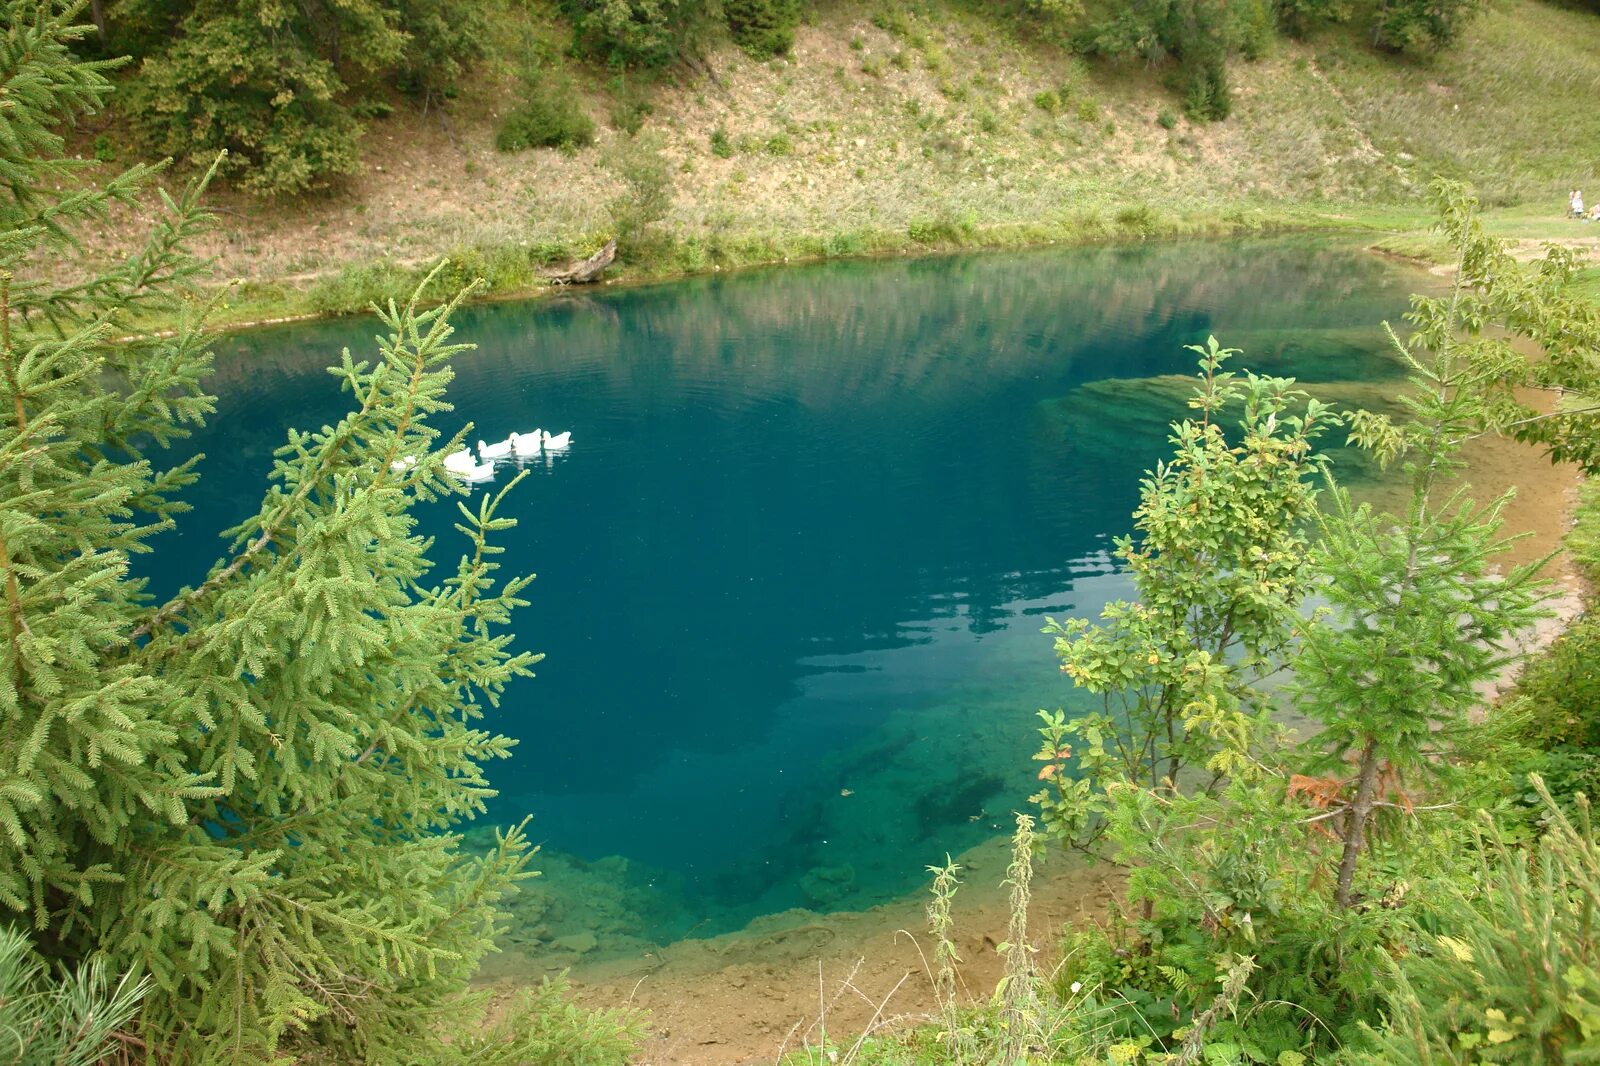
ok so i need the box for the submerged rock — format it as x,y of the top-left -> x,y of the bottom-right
799,863 -> 857,907
553,931 -> 599,955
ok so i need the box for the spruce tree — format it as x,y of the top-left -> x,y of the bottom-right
1293,183 -> 1553,909
1,4 -> 629,1060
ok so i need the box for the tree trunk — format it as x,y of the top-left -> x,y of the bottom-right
545,239 -> 617,285
1335,736 -> 1381,909
89,0 -> 107,39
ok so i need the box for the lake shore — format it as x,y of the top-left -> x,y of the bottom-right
117,198 -> 1596,343
147,204 -> 1402,338
473,406 -> 1588,1066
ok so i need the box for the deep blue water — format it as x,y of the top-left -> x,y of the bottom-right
148,239 -> 1419,949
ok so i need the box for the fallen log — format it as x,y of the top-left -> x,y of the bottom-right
545,239 -> 616,285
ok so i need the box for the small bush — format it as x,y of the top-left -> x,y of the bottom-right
1179,57 -> 1233,121
1353,779 -> 1600,1066
871,8 -> 911,35
607,133 -> 674,257
861,55 -> 884,77
1157,108 -> 1179,130
709,126 -> 733,157
1034,90 -> 1060,113
1076,98 -> 1100,123
607,76 -> 653,135
907,211 -> 974,244
1115,203 -> 1156,232
724,0 -> 801,58
563,0 -> 705,69
823,229 -> 867,257
1237,0 -> 1275,59
764,132 -> 795,155
438,975 -> 642,1064
529,239 -> 576,266
308,260 -> 421,316
496,81 -> 596,152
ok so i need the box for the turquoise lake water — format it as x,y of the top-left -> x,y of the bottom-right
152,238 -> 1421,954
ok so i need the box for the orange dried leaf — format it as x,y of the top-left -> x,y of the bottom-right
1287,774 -> 1347,810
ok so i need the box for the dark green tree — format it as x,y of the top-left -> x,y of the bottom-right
560,0 -> 711,69
1078,0 -> 1268,120
723,0 -> 801,58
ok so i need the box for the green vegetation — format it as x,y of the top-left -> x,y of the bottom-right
559,0 -> 710,69
724,0 -> 802,57
34,0 -> 1592,330
71,0 -> 1563,202
7,0 -> 1600,1059
497,79 -> 599,152
787,184 -> 1600,1064
0,5 -> 636,1058
1356,777 -> 1600,1065
1503,482 -> 1600,811
0,927 -> 146,1065
108,0 -> 485,194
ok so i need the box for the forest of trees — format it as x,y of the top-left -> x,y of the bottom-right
4,0 -> 1599,1062
71,0 -> 1483,195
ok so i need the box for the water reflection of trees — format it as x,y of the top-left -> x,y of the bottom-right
185,240 -> 1421,813
213,238 -> 1417,405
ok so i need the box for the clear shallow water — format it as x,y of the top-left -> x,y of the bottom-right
150,238 -> 1420,953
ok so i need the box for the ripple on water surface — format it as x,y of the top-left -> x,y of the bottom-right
155,238 -> 1432,961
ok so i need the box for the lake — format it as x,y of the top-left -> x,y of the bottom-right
153,238 -> 1425,958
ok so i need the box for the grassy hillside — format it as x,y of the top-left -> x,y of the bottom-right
81,0 -> 1600,325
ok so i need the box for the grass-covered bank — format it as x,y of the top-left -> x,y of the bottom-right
151,196 -> 1587,338
1369,204 -> 1600,297
176,200 -> 1423,335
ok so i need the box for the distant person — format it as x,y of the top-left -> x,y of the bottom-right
1590,203 -> 1600,223
1573,189 -> 1587,218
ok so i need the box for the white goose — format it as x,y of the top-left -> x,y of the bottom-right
542,430 -> 572,451
478,437 -> 514,461
444,449 -> 496,484
510,430 -> 542,459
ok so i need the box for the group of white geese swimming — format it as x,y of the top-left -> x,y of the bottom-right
389,429 -> 573,484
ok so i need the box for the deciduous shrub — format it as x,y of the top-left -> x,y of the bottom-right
497,80 -> 598,152
124,14 -> 364,195
607,132 -> 674,256
561,0 -> 710,68
118,0 -> 484,195
1372,0 -> 1482,53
